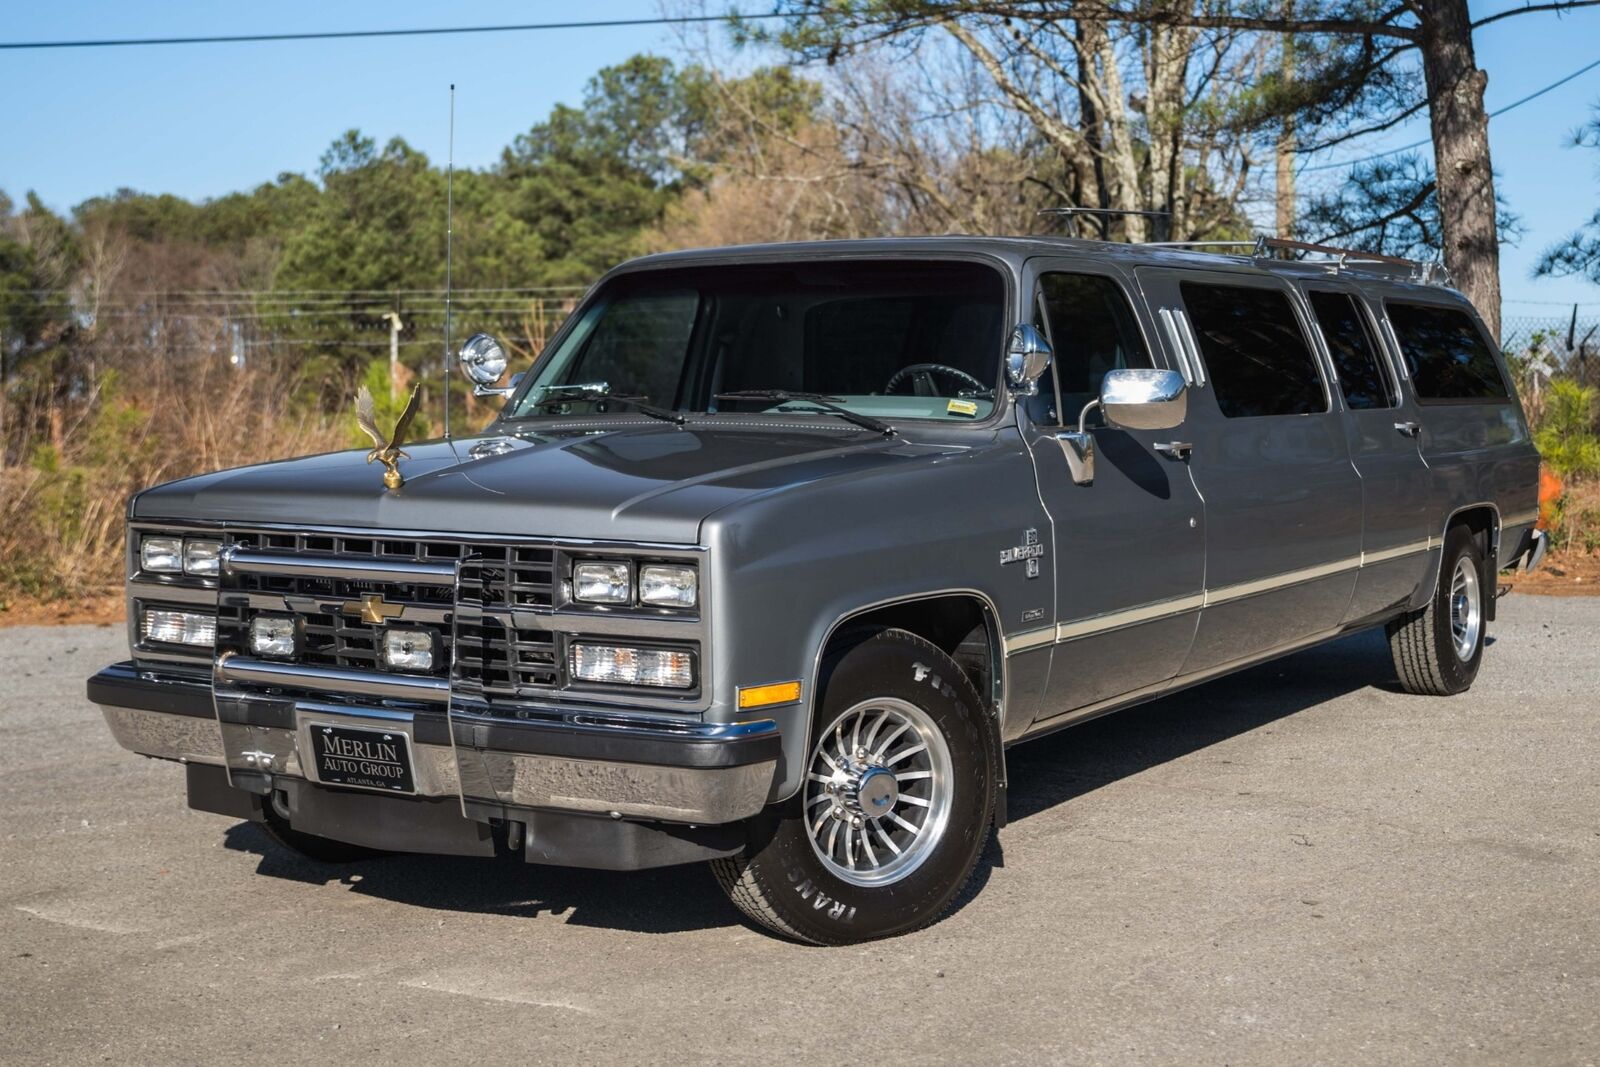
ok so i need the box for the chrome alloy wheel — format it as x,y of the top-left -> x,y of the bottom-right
803,697 -> 954,887
1449,554 -> 1482,661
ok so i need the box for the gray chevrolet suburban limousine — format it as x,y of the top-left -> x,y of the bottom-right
89,236 -> 1546,944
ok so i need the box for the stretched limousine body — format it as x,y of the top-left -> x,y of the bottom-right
90,236 -> 1546,944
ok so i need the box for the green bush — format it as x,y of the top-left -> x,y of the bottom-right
1534,381 -> 1600,479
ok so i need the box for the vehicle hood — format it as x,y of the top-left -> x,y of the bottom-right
131,423 -> 956,544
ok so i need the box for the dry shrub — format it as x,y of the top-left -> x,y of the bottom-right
0,353 -> 343,600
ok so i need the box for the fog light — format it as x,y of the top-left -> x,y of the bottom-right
184,540 -> 222,576
569,643 -> 694,688
573,561 -> 631,604
639,564 -> 697,608
140,537 -> 183,573
140,608 -> 216,647
383,629 -> 435,672
249,615 -> 298,658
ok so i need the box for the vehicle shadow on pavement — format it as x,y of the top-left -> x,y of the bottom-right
1002,627 -> 1395,825
222,627 -> 1397,937
222,821 -> 741,934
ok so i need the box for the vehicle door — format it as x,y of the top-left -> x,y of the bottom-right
1296,282 -> 1435,621
1376,293 -> 1537,540
1134,267 -> 1364,675
1019,260 -> 1207,724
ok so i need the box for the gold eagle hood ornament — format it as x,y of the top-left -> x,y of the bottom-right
355,384 -> 422,490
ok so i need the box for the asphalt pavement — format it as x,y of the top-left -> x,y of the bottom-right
2,595 -> 1597,1065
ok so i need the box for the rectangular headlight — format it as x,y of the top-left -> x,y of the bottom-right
249,614 -> 298,658
639,564 -> 697,608
383,628 -> 435,672
573,561 -> 631,604
140,537 -> 183,573
184,540 -> 222,577
140,608 -> 216,647
569,643 -> 694,689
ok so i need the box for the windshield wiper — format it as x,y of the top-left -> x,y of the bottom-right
525,383 -> 685,425
714,390 -> 895,438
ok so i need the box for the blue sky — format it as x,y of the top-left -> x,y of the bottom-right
3,1 -> 1598,314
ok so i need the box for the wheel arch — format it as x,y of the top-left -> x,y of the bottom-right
787,590 -> 1008,805
1416,502 -> 1501,618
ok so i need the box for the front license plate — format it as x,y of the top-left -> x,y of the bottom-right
309,723 -> 416,794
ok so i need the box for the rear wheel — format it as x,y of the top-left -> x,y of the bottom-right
712,628 -> 997,945
258,790 -> 386,864
1387,524 -> 1486,696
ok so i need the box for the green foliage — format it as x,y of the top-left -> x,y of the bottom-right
1537,105 -> 1600,284
1534,380 -> 1600,478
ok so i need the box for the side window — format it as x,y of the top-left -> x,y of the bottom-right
1036,272 -> 1153,424
1179,281 -> 1325,418
1307,290 -> 1394,410
1386,302 -> 1510,401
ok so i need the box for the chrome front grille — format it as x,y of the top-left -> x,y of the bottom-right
217,530 -> 559,696
453,557 -> 560,697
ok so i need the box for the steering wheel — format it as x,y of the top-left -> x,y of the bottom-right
883,363 -> 988,397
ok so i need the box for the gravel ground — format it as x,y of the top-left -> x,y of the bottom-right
2,595 -> 1596,1066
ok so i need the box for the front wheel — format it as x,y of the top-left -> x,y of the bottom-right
1387,524 -> 1487,696
712,628 -> 997,945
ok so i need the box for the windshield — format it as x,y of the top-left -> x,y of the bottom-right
506,260 -> 1007,425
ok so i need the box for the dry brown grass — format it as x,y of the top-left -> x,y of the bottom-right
0,354 -> 344,603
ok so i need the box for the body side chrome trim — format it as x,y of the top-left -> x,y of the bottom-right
1361,539 -> 1434,566
1054,592 -> 1205,642
1002,627 -> 1056,654
1202,555 -> 1362,607
1017,623 -> 1350,744
1016,550 -> 1407,654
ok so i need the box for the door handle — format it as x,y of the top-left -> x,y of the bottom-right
1394,421 -> 1421,438
1154,441 -> 1193,460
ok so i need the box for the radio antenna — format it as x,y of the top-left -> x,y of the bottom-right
442,83 -> 455,441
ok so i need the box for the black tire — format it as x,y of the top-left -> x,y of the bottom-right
711,628 -> 997,946
258,791 -> 387,864
1387,524 -> 1487,696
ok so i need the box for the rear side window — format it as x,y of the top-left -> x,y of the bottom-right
1036,272 -> 1153,423
1180,281 -> 1325,418
1386,302 -> 1509,401
1307,291 -> 1394,410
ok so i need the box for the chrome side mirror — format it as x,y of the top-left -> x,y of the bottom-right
1057,368 -> 1188,485
1100,368 -> 1187,430
459,333 -> 513,396
1005,324 -> 1053,396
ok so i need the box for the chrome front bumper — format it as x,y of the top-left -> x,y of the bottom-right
89,663 -> 780,825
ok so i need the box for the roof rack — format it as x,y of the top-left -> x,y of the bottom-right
1040,207 -> 1172,241
1143,240 -> 1257,250
1135,234 -> 1450,287
1250,236 -> 1451,286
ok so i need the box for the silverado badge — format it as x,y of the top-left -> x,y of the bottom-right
355,384 -> 421,490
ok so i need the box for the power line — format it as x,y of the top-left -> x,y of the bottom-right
0,13 -> 787,51
1300,52 -> 1600,174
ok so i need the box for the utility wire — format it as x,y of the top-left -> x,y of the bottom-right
0,13 -> 787,51
1301,52 -> 1600,174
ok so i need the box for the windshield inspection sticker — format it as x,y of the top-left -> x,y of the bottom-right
946,398 -> 979,417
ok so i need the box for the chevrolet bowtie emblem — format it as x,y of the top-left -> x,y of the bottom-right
344,593 -> 404,625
